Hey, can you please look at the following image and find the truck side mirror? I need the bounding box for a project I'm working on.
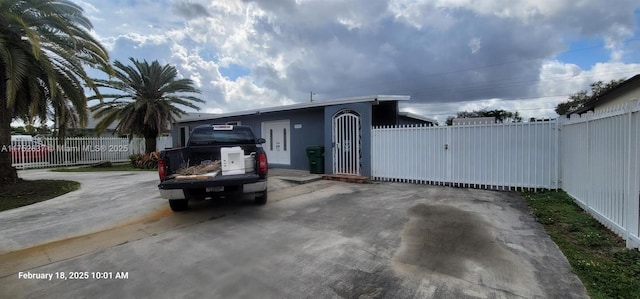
[257,138,266,144]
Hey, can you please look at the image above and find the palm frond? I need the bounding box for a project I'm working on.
[88,58,202,146]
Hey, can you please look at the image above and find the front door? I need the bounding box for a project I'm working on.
[262,120,291,165]
[332,110,361,175]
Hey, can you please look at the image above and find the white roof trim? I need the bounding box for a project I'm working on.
[174,112,219,123]
[398,111,437,124]
[177,95,410,123]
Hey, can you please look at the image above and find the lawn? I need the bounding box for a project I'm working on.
[0,179,80,212]
[523,190,640,299]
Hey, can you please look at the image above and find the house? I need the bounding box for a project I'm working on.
[80,113,119,137]
[171,95,432,177]
[397,111,438,126]
[570,74,640,115]
[79,112,217,137]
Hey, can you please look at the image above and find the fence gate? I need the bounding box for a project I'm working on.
[371,121,559,190]
[332,110,361,175]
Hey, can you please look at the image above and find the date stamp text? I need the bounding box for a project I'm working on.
[18,271,129,281]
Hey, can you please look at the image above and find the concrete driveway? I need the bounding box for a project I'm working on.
[0,170,587,298]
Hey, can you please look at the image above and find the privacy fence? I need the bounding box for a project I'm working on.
[560,102,640,248]
[9,136,172,169]
[371,121,559,190]
[372,103,640,248]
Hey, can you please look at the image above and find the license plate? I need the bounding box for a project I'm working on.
[206,186,224,192]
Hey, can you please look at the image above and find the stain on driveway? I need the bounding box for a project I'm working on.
[394,204,542,298]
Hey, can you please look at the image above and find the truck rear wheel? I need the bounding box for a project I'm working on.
[169,199,189,211]
[254,190,268,205]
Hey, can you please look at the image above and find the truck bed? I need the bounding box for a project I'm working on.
[161,144,259,177]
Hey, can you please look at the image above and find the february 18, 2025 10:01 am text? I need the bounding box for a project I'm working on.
[18,271,129,281]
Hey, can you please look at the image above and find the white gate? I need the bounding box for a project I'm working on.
[332,110,361,175]
[371,121,559,190]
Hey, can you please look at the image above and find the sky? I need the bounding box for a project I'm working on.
[75,0,640,124]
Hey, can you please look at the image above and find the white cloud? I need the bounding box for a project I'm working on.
[468,37,481,54]
[74,0,640,125]
[537,60,640,98]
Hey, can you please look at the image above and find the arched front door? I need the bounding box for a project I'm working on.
[332,110,361,175]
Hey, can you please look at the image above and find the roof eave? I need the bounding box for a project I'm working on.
[398,111,437,123]
[177,95,410,123]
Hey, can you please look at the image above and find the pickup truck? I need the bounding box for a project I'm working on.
[157,124,268,211]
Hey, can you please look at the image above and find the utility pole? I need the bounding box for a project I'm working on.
[310,91,315,102]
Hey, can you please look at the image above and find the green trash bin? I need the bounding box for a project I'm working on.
[306,146,325,174]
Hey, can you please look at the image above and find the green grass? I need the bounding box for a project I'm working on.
[51,163,156,172]
[0,179,80,212]
[522,190,640,299]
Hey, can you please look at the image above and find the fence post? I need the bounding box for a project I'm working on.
[626,101,640,248]
[585,112,593,208]
[445,126,451,183]
[554,119,560,190]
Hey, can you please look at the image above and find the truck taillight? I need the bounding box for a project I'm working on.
[158,159,166,181]
[257,152,268,174]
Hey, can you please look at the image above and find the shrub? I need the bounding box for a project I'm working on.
[129,152,159,169]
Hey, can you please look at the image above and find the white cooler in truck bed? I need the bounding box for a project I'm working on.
[221,147,245,175]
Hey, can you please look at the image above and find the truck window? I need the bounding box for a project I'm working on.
[189,127,256,145]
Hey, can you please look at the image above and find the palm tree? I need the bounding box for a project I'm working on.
[90,58,203,154]
[0,0,110,184]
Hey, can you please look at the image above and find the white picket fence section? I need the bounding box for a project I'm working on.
[560,101,640,248]
[10,136,172,169]
[372,121,559,190]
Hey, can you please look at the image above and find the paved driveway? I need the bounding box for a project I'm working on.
[0,170,166,253]
[0,170,587,298]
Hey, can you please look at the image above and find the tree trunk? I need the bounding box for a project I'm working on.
[144,135,157,154]
[0,66,19,186]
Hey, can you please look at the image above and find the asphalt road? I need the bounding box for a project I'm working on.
[0,170,588,298]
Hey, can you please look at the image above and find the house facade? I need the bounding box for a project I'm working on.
[570,74,640,115]
[171,95,433,177]
[397,111,438,126]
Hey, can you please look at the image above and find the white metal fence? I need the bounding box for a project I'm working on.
[371,121,559,190]
[560,102,640,248]
[10,136,172,169]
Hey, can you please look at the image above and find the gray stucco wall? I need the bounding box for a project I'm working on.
[172,108,324,171]
[398,116,432,126]
[324,102,372,177]
[172,101,382,176]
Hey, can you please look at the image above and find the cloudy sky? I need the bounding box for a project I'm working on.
[76,0,640,124]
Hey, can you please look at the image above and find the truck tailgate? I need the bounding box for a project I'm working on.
[158,173,262,190]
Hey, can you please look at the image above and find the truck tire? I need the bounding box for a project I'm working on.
[169,199,189,211]
[254,190,268,205]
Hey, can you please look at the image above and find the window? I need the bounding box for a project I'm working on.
[270,129,273,151]
[283,128,287,151]
[188,126,256,145]
[179,127,187,146]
